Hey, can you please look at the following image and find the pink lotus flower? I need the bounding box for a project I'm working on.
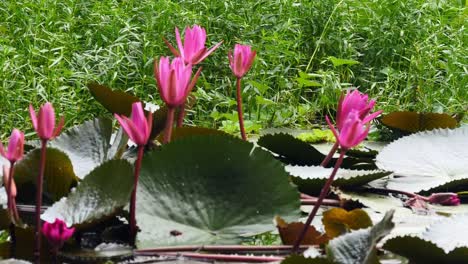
[114,102,153,146]
[164,25,223,65]
[336,90,382,130]
[228,44,257,78]
[29,103,64,140]
[326,110,369,150]
[0,129,24,163]
[42,218,75,251]
[427,193,460,206]
[154,57,202,108]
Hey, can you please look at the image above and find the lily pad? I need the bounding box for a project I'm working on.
[282,254,336,264]
[14,148,78,203]
[41,159,133,227]
[421,214,468,252]
[258,134,376,170]
[46,118,128,179]
[156,126,227,143]
[381,111,458,133]
[376,127,468,193]
[326,210,394,264]
[136,134,301,247]
[286,165,391,195]
[384,236,468,264]
[87,83,140,116]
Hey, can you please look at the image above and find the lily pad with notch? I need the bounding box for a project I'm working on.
[376,127,468,193]
[136,134,301,247]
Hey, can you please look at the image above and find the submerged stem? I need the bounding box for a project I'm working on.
[163,107,176,143]
[292,150,346,252]
[236,77,247,141]
[320,142,339,167]
[35,139,48,263]
[129,145,145,246]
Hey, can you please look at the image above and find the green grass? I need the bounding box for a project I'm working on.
[0,0,466,139]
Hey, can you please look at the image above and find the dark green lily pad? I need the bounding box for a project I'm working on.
[137,134,301,247]
[87,83,140,116]
[286,166,391,195]
[381,111,458,133]
[326,210,395,264]
[156,126,228,143]
[257,133,376,170]
[47,118,128,179]
[41,159,133,227]
[282,254,336,264]
[14,148,78,203]
[384,236,468,264]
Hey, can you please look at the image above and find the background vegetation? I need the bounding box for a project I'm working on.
[0,0,466,139]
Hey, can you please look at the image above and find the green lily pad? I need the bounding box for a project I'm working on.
[136,134,301,247]
[384,236,468,264]
[14,148,78,203]
[46,118,128,179]
[156,126,228,143]
[257,133,376,170]
[41,159,133,227]
[282,254,336,264]
[87,83,140,116]
[286,166,391,195]
[381,111,458,133]
[326,210,395,264]
[376,127,468,193]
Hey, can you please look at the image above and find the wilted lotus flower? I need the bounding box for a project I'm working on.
[427,193,460,206]
[228,44,257,79]
[114,102,153,146]
[336,89,382,130]
[42,218,75,252]
[326,110,369,151]
[29,102,64,140]
[165,25,223,65]
[0,129,24,163]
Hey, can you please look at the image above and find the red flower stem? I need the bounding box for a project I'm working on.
[137,251,285,262]
[35,139,48,263]
[163,107,176,143]
[235,77,247,141]
[6,162,15,218]
[129,145,144,247]
[320,142,339,167]
[292,150,346,253]
[176,103,186,128]
[136,245,309,253]
[7,162,16,257]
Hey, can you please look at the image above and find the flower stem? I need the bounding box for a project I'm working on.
[7,162,17,258]
[236,77,247,141]
[292,150,346,252]
[34,139,48,263]
[321,142,339,167]
[163,107,176,143]
[129,145,144,247]
[176,104,186,128]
